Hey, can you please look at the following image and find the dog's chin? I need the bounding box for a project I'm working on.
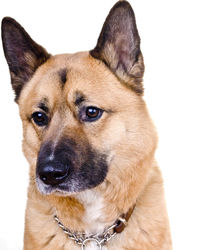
[36,177,103,196]
[36,178,78,196]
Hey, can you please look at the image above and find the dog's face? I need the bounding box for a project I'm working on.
[2,2,157,197]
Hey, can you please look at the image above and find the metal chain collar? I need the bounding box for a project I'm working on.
[54,214,120,250]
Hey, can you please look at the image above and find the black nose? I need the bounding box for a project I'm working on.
[38,164,69,186]
[37,140,73,186]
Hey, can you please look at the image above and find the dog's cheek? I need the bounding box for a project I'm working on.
[86,116,127,155]
[102,117,126,148]
[22,122,41,167]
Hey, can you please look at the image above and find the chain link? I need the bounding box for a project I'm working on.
[54,215,118,249]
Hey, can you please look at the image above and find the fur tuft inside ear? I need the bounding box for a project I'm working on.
[90,1,144,94]
[1,17,50,101]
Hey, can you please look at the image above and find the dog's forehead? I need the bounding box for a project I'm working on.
[40,52,114,87]
[19,51,135,109]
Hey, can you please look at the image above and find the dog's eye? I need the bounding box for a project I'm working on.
[80,106,103,122]
[32,112,48,126]
[86,107,100,118]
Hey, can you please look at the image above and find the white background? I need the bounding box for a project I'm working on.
[0,0,200,249]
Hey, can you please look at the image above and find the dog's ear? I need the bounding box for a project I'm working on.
[90,1,144,94]
[1,17,50,101]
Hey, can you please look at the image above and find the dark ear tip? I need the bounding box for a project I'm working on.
[112,1,133,11]
[2,17,17,27]
[1,17,20,37]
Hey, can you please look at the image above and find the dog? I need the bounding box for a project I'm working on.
[2,1,172,249]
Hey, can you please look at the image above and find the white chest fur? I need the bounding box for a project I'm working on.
[75,190,108,250]
[76,190,106,234]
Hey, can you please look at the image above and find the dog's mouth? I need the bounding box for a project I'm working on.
[36,178,71,195]
[36,174,85,195]
[36,170,107,195]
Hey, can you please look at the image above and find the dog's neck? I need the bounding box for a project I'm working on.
[40,186,134,236]
[53,196,136,250]
[48,189,119,235]
[51,189,136,250]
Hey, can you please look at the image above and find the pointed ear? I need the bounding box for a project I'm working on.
[1,17,50,101]
[90,1,144,94]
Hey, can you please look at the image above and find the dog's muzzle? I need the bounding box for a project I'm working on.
[36,139,108,194]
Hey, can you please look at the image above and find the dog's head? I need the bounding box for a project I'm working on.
[2,1,157,198]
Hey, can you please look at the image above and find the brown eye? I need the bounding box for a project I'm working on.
[32,112,48,126]
[80,106,103,122]
[86,107,100,118]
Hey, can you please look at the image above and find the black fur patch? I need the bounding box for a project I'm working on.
[36,138,108,194]
[38,99,49,113]
[58,68,67,86]
[74,91,85,106]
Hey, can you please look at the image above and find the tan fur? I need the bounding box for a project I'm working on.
[14,52,172,249]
